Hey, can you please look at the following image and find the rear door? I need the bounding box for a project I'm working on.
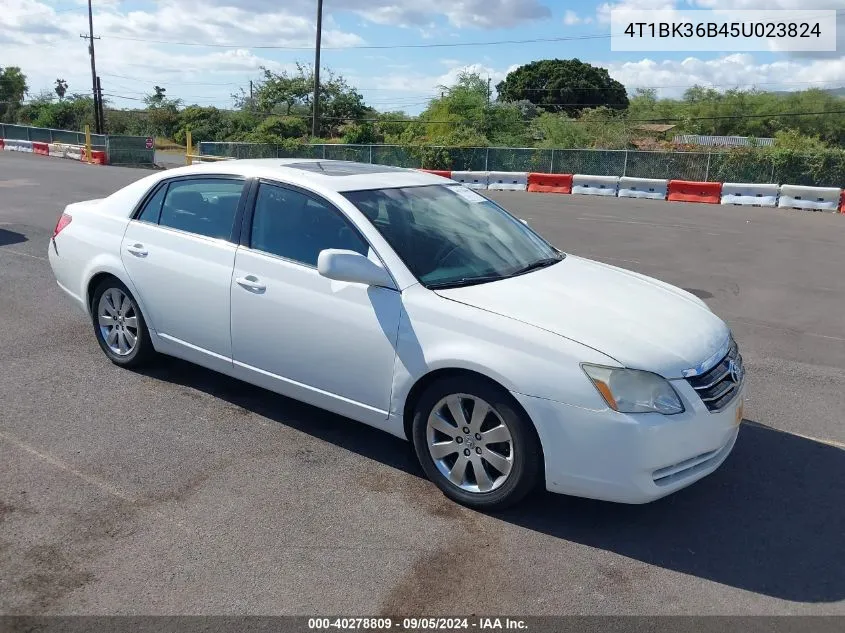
[120,175,249,370]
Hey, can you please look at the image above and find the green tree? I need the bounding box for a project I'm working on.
[54,78,68,101]
[243,115,308,143]
[144,87,182,138]
[0,66,29,122]
[496,59,629,115]
[341,122,382,144]
[246,64,368,138]
[18,93,95,131]
[374,110,413,143]
[173,106,231,145]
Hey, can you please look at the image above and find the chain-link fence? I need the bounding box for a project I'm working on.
[106,135,155,167]
[0,123,106,148]
[0,123,155,167]
[198,142,845,188]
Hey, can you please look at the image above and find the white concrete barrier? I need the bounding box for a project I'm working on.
[487,171,528,191]
[777,184,841,211]
[4,139,33,153]
[65,145,83,161]
[452,171,489,190]
[720,183,779,207]
[617,177,667,200]
[572,174,619,196]
[48,143,67,158]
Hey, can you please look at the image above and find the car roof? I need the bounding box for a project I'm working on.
[158,159,450,193]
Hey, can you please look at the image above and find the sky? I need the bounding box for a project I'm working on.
[2,0,844,114]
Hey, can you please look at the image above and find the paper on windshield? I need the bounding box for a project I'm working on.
[448,185,487,204]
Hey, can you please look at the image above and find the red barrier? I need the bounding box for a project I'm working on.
[420,169,451,178]
[840,190,845,213]
[0,139,4,150]
[81,148,107,165]
[667,180,722,204]
[32,142,49,156]
[527,173,573,194]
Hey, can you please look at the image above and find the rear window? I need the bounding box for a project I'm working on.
[154,178,245,241]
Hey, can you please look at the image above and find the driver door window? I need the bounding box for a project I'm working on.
[249,183,369,265]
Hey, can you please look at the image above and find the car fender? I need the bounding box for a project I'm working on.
[391,285,620,417]
[80,254,157,334]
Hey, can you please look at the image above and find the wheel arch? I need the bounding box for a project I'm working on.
[402,368,545,472]
[84,264,155,334]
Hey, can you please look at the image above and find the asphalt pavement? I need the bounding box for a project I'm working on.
[1,151,843,615]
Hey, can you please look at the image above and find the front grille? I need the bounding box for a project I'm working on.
[686,338,744,412]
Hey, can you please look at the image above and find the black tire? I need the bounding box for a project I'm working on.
[412,375,543,511]
[91,278,155,368]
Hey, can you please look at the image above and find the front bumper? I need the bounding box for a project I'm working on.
[513,380,744,503]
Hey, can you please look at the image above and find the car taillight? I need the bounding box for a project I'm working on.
[53,213,72,238]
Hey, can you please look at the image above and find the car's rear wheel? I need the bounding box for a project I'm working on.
[91,279,154,368]
[412,376,542,510]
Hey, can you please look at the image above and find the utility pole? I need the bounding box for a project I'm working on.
[80,0,102,133]
[312,0,323,138]
[249,80,254,109]
[96,76,105,133]
[487,77,492,105]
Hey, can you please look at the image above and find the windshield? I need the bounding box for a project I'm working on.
[342,185,563,288]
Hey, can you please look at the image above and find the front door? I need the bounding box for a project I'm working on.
[230,181,402,424]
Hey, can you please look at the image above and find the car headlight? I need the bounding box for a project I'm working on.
[582,364,685,415]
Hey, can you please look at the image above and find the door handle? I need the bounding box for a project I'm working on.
[126,243,148,257]
[235,275,266,293]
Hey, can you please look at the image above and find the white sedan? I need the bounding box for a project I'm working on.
[48,159,745,509]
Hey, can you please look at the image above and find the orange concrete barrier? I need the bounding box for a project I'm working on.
[527,173,573,194]
[0,139,4,150]
[420,169,451,178]
[667,180,722,204]
[840,190,845,213]
[82,148,107,165]
[32,142,49,155]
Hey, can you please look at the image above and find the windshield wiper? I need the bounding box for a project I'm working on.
[507,256,563,278]
[426,274,505,289]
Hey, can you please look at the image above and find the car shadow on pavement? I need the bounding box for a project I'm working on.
[0,228,28,247]
[138,358,843,604]
[499,419,845,604]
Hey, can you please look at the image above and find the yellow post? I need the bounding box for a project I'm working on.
[84,124,92,164]
[186,130,193,166]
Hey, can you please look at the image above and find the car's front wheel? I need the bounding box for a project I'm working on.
[91,278,154,368]
[412,375,542,510]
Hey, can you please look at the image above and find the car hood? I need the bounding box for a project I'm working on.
[434,255,730,379]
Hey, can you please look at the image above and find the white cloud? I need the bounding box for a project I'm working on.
[349,0,550,29]
[597,0,676,24]
[603,54,845,97]
[165,0,550,29]
[563,10,581,25]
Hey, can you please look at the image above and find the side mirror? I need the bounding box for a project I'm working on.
[317,249,395,288]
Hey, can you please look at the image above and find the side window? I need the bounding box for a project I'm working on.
[250,183,369,267]
[158,178,244,240]
[137,184,167,224]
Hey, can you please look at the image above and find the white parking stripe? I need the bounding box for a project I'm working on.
[0,430,136,502]
[0,249,47,260]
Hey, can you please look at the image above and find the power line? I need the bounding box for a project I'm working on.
[102,33,614,50]
[94,95,845,124]
[94,8,845,51]
[98,70,845,94]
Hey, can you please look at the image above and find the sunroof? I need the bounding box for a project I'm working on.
[284,161,408,176]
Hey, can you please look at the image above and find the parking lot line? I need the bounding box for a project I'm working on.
[0,248,47,261]
[0,430,135,502]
